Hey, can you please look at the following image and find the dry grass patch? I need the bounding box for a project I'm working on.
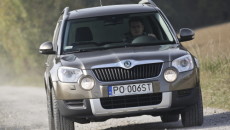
[183,23,230,110]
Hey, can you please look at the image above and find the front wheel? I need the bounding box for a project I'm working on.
[181,87,203,127]
[51,88,74,130]
[46,89,55,130]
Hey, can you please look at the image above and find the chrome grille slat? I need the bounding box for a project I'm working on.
[92,63,162,82]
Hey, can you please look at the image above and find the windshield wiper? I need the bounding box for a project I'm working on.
[71,41,124,46]
[99,41,123,45]
[71,41,100,46]
[64,49,89,54]
[128,41,175,47]
[65,45,128,54]
[64,41,131,54]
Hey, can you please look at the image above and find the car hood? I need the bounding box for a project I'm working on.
[60,45,189,70]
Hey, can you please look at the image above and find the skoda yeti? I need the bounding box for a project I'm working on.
[39,0,203,130]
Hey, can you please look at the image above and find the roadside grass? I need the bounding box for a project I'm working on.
[183,23,230,110]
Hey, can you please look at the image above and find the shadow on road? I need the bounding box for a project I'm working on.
[104,121,182,130]
[193,112,230,129]
[103,112,230,130]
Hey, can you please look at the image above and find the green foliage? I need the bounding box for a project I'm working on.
[0,0,86,84]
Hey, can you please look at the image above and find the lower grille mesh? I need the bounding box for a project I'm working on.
[100,93,162,109]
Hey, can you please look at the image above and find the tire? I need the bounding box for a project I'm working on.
[46,89,55,130]
[160,114,179,123]
[51,88,74,130]
[181,87,203,127]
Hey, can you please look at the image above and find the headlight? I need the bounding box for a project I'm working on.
[164,69,177,82]
[172,55,194,72]
[80,76,95,90]
[58,67,82,82]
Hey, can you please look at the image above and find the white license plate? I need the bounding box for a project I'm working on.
[108,83,153,97]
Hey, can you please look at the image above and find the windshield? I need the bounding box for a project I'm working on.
[62,12,175,53]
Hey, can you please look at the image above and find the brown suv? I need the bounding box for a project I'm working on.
[39,1,203,130]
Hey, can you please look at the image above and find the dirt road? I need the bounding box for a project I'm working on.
[0,86,229,130]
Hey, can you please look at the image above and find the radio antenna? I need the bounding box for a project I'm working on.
[100,0,103,6]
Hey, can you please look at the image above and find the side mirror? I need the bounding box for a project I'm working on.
[179,28,195,42]
[39,41,56,54]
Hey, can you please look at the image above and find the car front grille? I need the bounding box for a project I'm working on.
[92,63,162,82]
[100,93,162,109]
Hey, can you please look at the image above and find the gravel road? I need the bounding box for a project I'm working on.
[0,86,229,130]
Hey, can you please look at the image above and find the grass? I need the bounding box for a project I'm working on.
[183,23,230,110]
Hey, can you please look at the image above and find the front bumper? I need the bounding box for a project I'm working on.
[90,92,171,117]
[53,64,199,122]
[53,68,198,100]
[57,87,199,122]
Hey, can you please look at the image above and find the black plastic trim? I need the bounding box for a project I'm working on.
[171,87,199,108]
[57,99,93,118]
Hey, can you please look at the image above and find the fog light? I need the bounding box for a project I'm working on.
[164,69,177,82]
[80,76,95,90]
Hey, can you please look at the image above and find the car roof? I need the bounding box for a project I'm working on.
[68,4,157,20]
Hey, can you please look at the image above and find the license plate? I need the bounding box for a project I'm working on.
[108,83,153,97]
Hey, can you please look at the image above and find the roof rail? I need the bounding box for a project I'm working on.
[62,7,69,16]
[138,0,157,7]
